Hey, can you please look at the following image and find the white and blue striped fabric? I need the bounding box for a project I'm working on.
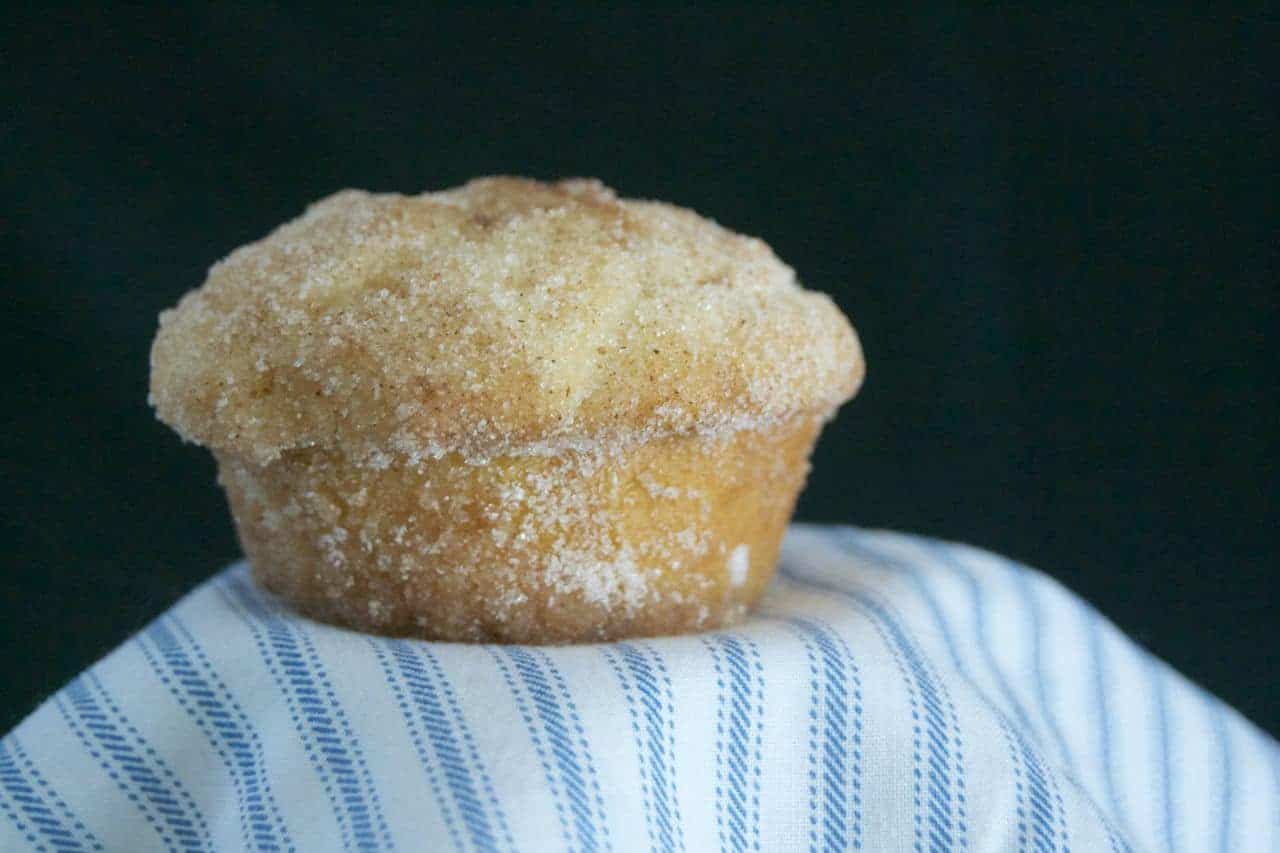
[3,525,1277,852]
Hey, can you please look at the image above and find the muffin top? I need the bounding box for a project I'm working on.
[150,177,863,465]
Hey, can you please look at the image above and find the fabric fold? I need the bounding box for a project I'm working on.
[3,526,1275,852]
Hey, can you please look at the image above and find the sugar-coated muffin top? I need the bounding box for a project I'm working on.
[150,177,863,464]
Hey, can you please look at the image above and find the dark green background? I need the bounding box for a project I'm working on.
[3,6,1276,735]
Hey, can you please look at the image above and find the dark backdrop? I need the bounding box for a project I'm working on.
[3,6,1276,736]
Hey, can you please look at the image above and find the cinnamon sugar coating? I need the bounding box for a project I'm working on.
[149,177,864,642]
[221,417,821,642]
[150,177,863,465]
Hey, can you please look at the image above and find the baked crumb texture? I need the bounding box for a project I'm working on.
[151,177,864,642]
[221,417,820,642]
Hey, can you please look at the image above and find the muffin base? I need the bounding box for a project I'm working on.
[217,416,823,643]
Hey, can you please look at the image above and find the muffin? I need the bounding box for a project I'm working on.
[149,177,864,642]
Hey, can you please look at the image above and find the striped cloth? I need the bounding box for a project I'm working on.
[2,526,1276,852]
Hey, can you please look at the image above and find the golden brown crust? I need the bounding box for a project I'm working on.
[221,417,821,642]
[150,177,863,464]
[151,177,865,642]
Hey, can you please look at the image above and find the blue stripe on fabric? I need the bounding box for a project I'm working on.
[0,737,102,852]
[602,643,684,853]
[1017,734,1059,852]
[919,543,1039,742]
[804,539,983,853]
[796,531,1133,853]
[1105,816,1126,853]
[57,673,208,851]
[788,620,824,852]
[140,616,291,852]
[1083,602,1129,843]
[377,639,513,853]
[1150,659,1174,853]
[540,649,611,851]
[1212,704,1232,853]
[831,534,968,853]
[998,717,1031,850]
[704,634,764,853]
[654,645,686,851]
[1009,568,1075,853]
[801,530,1133,852]
[599,648,649,842]
[853,533,1084,853]
[777,570,926,852]
[784,617,864,853]
[491,647,609,853]
[371,642,464,852]
[1011,565,1078,787]
[0,763,41,853]
[488,648,572,849]
[980,548,1104,852]
[918,537,1129,851]
[425,645,518,853]
[394,642,489,849]
[1053,770,1072,853]
[833,534,1012,851]
[221,576,392,852]
[1271,737,1280,852]
[774,568,943,853]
